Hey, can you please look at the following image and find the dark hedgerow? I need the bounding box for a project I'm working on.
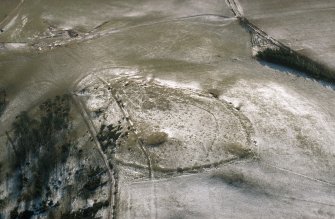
[256,47,335,84]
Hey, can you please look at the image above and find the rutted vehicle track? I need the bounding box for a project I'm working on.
[226,0,289,50]
[226,0,335,84]
[1,13,236,53]
[71,94,116,219]
[97,76,154,180]
[0,0,25,31]
[83,77,257,175]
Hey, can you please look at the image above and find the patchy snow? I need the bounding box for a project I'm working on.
[223,79,335,181]
[154,78,201,91]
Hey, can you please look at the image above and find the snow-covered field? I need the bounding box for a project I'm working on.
[0,0,335,218]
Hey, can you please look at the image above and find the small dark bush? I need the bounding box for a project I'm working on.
[208,88,220,98]
[0,88,6,116]
[0,198,6,209]
[18,210,34,219]
[10,207,19,219]
[81,166,105,199]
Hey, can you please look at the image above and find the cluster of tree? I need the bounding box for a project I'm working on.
[97,123,123,152]
[257,48,335,84]
[60,200,109,219]
[80,166,106,199]
[9,94,72,202]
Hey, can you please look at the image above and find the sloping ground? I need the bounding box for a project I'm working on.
[0,0,232,44]
[0,0,335,219]
[0,0,21,28]
[120,163,335,219]
[238,0,335,71]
